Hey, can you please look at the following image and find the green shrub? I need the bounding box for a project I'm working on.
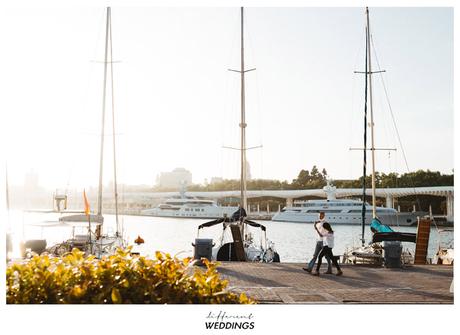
[6,248,253,304]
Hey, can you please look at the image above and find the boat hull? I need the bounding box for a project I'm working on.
[211,242,279,262]
[272,211,419,226]
[141,206,238,219]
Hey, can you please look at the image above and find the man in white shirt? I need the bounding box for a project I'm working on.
[313,221,343,276]
[303,212,332,273]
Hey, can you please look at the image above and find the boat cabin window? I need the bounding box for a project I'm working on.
[349,209,373,213]
[306,209,342,213]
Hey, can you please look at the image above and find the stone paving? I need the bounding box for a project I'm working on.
[217,262,454,304]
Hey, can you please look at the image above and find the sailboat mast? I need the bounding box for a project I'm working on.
[97,7,110,216]
[366,7,377,219]
[360,12,369,246]
[108,8,120,234]
[240,7,248,211]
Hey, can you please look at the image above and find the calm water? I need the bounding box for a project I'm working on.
[10,211,454,263]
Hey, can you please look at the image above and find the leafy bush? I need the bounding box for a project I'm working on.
[6,248,253,304]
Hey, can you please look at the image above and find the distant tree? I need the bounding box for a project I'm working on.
[397,170,453,188]
[334,179,361,188]
[291,165,328,189]
[152,169,452,192]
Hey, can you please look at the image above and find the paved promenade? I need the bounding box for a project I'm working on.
[217,263,454,304]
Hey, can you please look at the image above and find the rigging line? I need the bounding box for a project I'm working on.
[221,17,237,179]
[223,9,240,165]
[376,78,393,164]
[349,72,356,179]
[97,6,110,216]
[220,73,229,180]
[245,10,263,144]
[349,28,366,181]
[394,147,398,187]
[66,12,106,197]
[246,43,264,180]
[223,67,238,156]
[388,150,391,175]
[223,61,241,178]
[241,11,264,184]
[370,34,423,212]
[370,35,410,174]
[350,27,366,150]
[109,8,120,235]
[81,9,107,140]
[253,66,264,180]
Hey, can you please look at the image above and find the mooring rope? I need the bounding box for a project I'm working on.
[370,35,424,214]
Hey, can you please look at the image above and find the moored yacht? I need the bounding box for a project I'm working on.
[142,195,238,219]
[272,182,418,226]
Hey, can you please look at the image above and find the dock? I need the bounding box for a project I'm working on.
[217,263,453,304]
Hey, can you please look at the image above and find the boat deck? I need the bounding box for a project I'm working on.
[216,262,454,304]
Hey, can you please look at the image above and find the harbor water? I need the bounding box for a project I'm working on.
[10,211,454,263]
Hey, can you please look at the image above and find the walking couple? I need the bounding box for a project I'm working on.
[303,211,343,276]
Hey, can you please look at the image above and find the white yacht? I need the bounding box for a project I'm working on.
[142,195,239,219]
[272,183,419,226]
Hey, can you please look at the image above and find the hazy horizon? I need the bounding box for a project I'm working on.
[1,7,453,191]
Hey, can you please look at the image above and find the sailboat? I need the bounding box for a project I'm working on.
[194,7,280,263]
[342,7,416,266]
[47,7,126,258]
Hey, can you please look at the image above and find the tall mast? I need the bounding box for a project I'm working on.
[239,7,247,211]
[360,10,369,246]
[97,7,110,216]
[366,7,377,219]
[355,8,389,245]
[227,7,255,211]
[108,8,120,235]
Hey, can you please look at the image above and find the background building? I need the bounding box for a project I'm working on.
[210,177,223,184]
[24,170,39,193]
[246,161,252,181]
[157,168,192,189]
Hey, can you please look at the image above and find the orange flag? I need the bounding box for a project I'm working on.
[83,189,90,216]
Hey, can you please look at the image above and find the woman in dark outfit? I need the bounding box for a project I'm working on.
[312,222,343,276]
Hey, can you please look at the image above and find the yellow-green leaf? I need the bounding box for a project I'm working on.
[111,288,122,304]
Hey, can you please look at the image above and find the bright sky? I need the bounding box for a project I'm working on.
[0,6,453,190]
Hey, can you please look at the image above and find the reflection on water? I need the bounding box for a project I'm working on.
[8,211,454,263]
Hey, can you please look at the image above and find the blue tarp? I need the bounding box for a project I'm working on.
[370,218,416,243]
[370,218,394,233]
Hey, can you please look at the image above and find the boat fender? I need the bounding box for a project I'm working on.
[95,224,102,239]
